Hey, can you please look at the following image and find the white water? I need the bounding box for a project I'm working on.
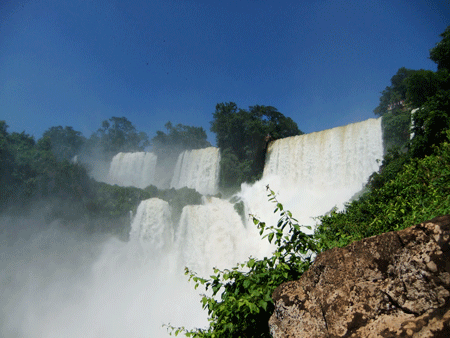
[170,147,220,195]
[129,198,174,253]
[175,197,272,277]
[1,118,384,337]
[107,152,158,189]
[241,118,383,227]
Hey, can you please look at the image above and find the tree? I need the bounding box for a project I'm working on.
[151,121,211,155]
[410,89,450,158]
[42,126,85,161]
[88,117,149,159]
[405,70,446,107]
[373,67,417,116]
[0,121,15,207]
[211,103,302,189]
[430,26,450,71]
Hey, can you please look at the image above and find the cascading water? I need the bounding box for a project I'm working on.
[129,198,174,253]
[240,117,383,228]
[1,118,384,337]
[107,152,158,189]
[170,147,220,195]
[107,117,383,336]
[174,197,272,277]
[263,117,383,188]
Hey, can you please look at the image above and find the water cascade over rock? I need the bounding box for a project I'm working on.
[170,147,220,195]
[129,198,174,254]
[116,117,383,336]
[4,118,383,337]
[107,152,158,189]
[263,118,383,188]
[175,197,270,276]
[240,118,383,227]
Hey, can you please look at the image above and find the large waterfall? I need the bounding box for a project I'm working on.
[127,117,382,336]
[241,117,384,227]
[105,118,383,336]
[2,118,383,338]
[263,118,383,188]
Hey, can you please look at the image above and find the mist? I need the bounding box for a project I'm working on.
[0,212,207,338]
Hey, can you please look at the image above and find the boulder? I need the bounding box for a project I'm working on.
[269,215,450,337]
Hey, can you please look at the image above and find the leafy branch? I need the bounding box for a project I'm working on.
[165,185,317,337]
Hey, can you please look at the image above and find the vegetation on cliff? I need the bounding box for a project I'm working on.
[0,118,203,237]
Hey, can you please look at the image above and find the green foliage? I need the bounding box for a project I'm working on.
[86,116,149,160]
[152,121,211,156]
[430,25,450,71]
[86,182,152,219]
[84,184,203,236]
[166,187,316,337]
[157,187,203,225]
[405,69,447,107]
[218,148,253,190]
[375,26,450,163]
[83,183,202,236]
[410,89,450,158]
[211,103,302,189]
[367,147,411,190]
[82,182,153,236]
[0,122,14,204]
[151,121,212,188]
[42,125,86,161]
[0,123,92,217]
[316,132,450,251]
[0,119,204,236]
[374,67,417,116]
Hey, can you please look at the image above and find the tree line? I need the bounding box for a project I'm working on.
[0,94,301,235]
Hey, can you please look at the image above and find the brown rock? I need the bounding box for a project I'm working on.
[269,215,450,338]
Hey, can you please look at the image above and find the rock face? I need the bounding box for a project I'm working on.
[269,215,450,338]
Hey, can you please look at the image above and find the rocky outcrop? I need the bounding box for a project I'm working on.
[269,215,450,338]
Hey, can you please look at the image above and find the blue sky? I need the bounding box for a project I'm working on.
[1,0,448,145]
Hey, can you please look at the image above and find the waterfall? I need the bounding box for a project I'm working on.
[4,118,383,338]
[263,117,383,189]
[129,198,174,254]
[174,197,271,276]
[107,152,158,189]
[126,117,382,336]
[170,147,220,195]
[106,148,220,194]
[240,117,383,227]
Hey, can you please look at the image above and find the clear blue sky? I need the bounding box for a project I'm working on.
[1,0,448,145]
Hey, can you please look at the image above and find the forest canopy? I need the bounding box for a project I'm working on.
[151,121,211,156]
